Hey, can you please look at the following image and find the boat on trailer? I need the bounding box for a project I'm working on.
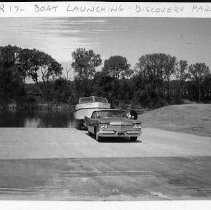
[74,96,110,129]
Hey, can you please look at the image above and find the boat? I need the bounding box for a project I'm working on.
[74,96,110,129]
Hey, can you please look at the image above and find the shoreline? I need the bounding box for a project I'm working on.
[0,102,75,112]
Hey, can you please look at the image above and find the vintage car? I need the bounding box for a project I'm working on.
[84,109,142,142]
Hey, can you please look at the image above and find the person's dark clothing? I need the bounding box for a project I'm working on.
[130,109,137,120]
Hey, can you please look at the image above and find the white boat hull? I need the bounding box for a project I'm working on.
[74,102,110,120]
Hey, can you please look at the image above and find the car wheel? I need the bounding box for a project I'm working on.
[95,126,102,142]
[130,137,137,141]
[96,133,102,142]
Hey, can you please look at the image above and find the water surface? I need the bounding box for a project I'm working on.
[0,110,75,127]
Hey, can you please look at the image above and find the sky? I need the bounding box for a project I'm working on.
[0,17,211,79]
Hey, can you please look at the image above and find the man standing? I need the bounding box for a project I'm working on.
[130,107,138,120]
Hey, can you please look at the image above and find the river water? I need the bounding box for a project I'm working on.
[0,110,75,127]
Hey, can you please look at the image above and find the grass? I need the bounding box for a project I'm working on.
[139,104,211,137]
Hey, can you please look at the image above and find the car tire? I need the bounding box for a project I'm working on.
[96,133,102,142]
[95,126,102,142]
[130,137,137,141]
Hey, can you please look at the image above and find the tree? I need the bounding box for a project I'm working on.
[18,48,62,83]
[0,45,20,69]
[0,65,25,100]
[0,45,25,101]
[202,73,211,102]
[0,45,66,103]
[16,48,33,82]
[92,71,120,107]
[136,53,177,102]
[175,60,189,102]
[189,63,210,102]
[102,55,131,79]
[63,66,72,80]
[123,68,134,79]
[118,78,134,105]
[132,72,167,108]
[71,48,102,97]
[53,78,72,103]
[71,48,102,80]
[0,45,62,87]
[18,48,62,100]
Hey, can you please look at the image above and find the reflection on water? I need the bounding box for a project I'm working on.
[0,110,75,127]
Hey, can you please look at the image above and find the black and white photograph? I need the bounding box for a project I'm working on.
[0,1,211,203]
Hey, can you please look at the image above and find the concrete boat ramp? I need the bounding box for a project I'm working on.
[0,128,210,200]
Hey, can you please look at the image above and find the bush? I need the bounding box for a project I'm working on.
[26,95,36,104]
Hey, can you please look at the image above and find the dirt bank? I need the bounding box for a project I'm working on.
[139,104,211,137]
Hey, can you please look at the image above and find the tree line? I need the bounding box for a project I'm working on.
[0,45,211,109]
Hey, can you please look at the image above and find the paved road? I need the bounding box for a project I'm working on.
[0,128,211,200]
